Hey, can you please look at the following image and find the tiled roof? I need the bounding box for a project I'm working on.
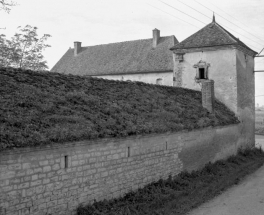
[51,36,178,76]
[170,21,257,55]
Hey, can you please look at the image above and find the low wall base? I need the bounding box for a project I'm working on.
[0,123,250,215]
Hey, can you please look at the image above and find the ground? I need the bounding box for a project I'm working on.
[182,111,264,215]
[187,154,264,215]
[186,134,264,215]
[255,109,264,135]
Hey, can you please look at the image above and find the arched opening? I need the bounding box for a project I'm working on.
[156,78,163,85]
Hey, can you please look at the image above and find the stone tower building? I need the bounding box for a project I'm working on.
[170,16,258,147]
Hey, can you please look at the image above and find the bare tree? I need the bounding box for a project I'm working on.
[0,0,17,13]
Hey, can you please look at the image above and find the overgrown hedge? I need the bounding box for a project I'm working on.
[77,148,264,215]
[0,67,239,150]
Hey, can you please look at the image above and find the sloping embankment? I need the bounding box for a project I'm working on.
[0,67,239,150]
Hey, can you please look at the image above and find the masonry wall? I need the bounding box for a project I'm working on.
[0,124,247,215]
[236,49,255,147]
[93,71,173,86]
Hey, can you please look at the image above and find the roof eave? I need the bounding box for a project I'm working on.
[89,69,173,77]
[170,44,257,57]
[88,69,173,76]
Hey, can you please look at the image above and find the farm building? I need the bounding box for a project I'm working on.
[170,16,257,149]
[51,29,178,86]
[52,16,258,146]
[0,17,258,215]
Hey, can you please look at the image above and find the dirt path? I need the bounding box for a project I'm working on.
[256,134,264,150]
[187,137,264,215]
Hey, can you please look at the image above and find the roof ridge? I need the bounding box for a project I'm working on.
[75,36,173,49]
[214,22,239,44]
[169,23,213,50]
[214,22,257,53]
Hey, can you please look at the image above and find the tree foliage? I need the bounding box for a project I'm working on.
[0,25,51,70]
[0,0,17,13]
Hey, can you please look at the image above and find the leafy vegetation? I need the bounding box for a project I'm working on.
[77,148,264,215]
[0,0,16,13]
[0,67,239,150]
[0,25,51,70]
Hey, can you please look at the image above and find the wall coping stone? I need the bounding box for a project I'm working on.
[0,123,240,155]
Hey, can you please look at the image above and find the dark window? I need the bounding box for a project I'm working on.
[64,155,68,168]
[199,68,205,79]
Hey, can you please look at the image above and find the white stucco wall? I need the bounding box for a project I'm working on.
[174,49,237,113]
[236,49,255,147]
[173,48,255,147]
[93,71,173,86]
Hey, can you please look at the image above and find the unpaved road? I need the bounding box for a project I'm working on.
[256,134,264,150]
[187,135,264,215]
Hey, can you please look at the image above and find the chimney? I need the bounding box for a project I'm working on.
[152,28,160,48]
[74,41,82,56]
[201,80,215,113]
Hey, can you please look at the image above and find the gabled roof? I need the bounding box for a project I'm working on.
[51,36,178,76]
[170,20,257,56]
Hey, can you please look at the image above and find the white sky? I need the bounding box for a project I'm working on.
[1,0,264,105]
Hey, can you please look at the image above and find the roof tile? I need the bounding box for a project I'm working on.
[51,36,178,75]
[170,21,257,55]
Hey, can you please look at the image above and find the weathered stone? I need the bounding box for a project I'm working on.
[0,124,247,215]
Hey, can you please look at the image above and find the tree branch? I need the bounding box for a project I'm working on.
[0,0,17,13]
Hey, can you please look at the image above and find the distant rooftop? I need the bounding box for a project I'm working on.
[51,34,178,76]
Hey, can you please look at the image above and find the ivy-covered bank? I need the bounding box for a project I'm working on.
[0,67,238,150]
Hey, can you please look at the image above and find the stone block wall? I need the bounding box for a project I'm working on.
[0,124,246,215]
[201,80,215,113]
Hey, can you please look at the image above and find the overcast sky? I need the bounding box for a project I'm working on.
[2,0,264,105]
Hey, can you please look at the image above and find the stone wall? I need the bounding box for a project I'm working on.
[0,124,247,215]
[201,80,215,113]
[236,49,255,148]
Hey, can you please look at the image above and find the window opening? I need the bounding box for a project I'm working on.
[64,155,68,168]
[193,60,210,83]
[156,78,163,85]
[199,68,205,79]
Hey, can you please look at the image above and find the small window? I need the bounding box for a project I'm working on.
[199,68,205,79]
[156,78,163,85]
[64,155,68,168]
[193,61,210,82]
[128,147,130,157]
